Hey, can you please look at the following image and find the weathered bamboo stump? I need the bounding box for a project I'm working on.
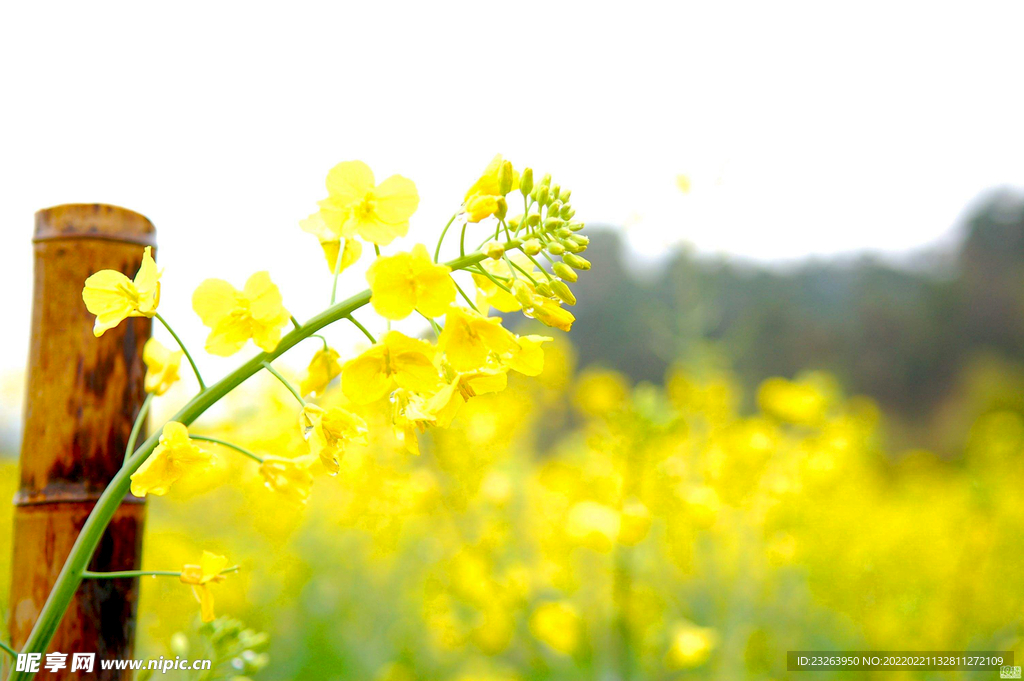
[7,204,153,678]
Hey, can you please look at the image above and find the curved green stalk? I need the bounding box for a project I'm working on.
[154,313,206,390]
[261,362,305,406]
[81,566,239,580]
[433,212,459,262]
[345,315,377,343]
[190,435,265,464]
[10,240,521,679]
[123,393,152,466]
[0,639,16,660]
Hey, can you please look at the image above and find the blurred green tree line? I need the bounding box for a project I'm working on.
[560,189,1024,453]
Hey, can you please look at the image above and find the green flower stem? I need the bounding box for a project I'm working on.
[418,311,442,337]
[190,435,265,464]
[0,639,16,660]
[329,240,348,306]
[123,393,152,466]
[154,313,206,390]
[452,278,480,313]
[521,252,555,281]
[460,222,469,257]
[470,265,512,294]
[10,239,522,679]
[260,362,305,406]
[346,314,377,344]
[290,315,302,331]
[505,255,541,286]
[81,566,240,580]
[433,212,459,262]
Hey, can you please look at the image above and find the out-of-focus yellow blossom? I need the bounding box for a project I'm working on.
[391,389,436,455]
[758,375,829,425]
[300,347,342,398]
[258,455,315,505]
[143,338,182,395]
[179,551,230,623]
[82,246,160,336]
[299,212,363,274]
[511,281,575,332]
[426,367,508,428]
[318,160,419,246]
[192,272,290,356]
[619,500,652,546]
[463,154,518,222]
[573,368,630,416]
[666,622,716,668]
[342,331,442,404]
[566,500,621,552]
[676,174,692,194]
[682,485,721,528]
[529,601,581,655]
[438,306,520,373]
[130,422,211,497]
[299,404,368,474]
[366,244,456,320]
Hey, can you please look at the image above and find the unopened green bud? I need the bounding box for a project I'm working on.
[522,238,543,256]
[548,200,562,215]
[560,205,575,219]
[485,241,505,260]
[547,242,565,255]
[563,253,591,270]
[536,185,550,205]
[550,280,576,306]
[570,234,590,247]
[551,184,560,199]
[540,173,552,188]
[553,225,570,238]
[553,262,578,282]
[559,189,571,202]
[520,168,534,197]
[508,215,521,229]
[561,238,583,253]
[526,214,542,228]
[495,197,508,220]
[535,281,554,297]
[569,221,585,232]
[498,161,514,195]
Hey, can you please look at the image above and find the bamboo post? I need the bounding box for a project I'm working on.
[7,204,153,678]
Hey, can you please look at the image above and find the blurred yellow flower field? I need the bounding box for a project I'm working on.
[6,340,1007,679]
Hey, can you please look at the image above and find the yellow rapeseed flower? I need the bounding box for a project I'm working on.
[566,500,621,552]
[82,246,160,336]
[319,160,419,246]
[390,389,436,455]
[529,601,581,656]
[259,454,315,505]
[192,272,290,356]
[130,422,211,497]
[299,403,368,474]
[143,338,182,396]
[342,331,442,404]
[472,254,536,313]
[299,212,363,274]
[426,367,508,428]
[366,244,456,320]
[438,306,520,373]
[666,622,716,669]
[512,281,574,332]
[300,347,342,397]
[502,334,552,376]
[464,154,518,223]
[180,551,230,623]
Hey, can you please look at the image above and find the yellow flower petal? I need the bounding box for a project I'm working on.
[143,338,183,395]
[191,279,238,328]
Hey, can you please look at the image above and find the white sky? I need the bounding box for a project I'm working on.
[1,1,1023,392]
